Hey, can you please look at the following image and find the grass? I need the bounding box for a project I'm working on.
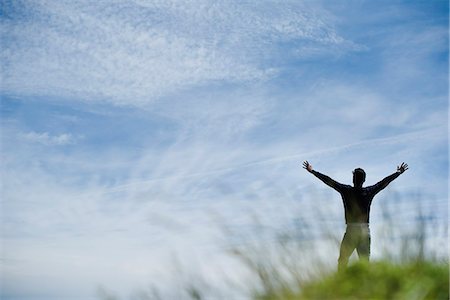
[228,197,449,300]
[98,193,448,300]
[255,260,449,300]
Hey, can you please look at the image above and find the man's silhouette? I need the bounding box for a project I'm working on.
[302,161,408,271]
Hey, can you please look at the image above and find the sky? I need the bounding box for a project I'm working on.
[1,0,448,299]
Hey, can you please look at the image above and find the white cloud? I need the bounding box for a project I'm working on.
[22,131,76,146]
[1,0,354,105]
[2,122,447,298]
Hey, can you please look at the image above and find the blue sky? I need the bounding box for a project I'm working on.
[1,0,448,299]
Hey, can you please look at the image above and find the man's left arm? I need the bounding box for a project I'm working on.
[302,161,346,192]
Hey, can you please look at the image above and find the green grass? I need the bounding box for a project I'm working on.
[255,260,449,300]
[98,195,448,300]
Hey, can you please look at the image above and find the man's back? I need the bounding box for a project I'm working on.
[338,185,377,223]
[306,165,404,223]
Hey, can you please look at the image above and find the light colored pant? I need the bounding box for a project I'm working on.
[338,223,370,271]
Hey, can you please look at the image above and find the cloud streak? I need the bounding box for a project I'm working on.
[1,0,355,105]
[21,131,77,146]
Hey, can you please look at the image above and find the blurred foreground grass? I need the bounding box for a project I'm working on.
[256,260,449,300]
[98,193,448,300]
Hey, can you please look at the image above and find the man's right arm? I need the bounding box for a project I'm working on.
[369,162,408,195]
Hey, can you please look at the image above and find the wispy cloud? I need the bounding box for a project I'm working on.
[1,0,357,105]
[21,131,77,146]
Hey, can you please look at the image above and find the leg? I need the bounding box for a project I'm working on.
[356,227,371,261]
[338,227,357,271]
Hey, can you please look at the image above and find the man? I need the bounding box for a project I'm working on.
[302,161,408,271]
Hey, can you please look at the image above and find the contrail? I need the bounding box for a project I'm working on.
[79,126,444,197]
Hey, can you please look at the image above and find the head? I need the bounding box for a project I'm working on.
[353,168,366,187]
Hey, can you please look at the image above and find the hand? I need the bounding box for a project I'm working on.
[397,162,408,174]
[303,161,313,173]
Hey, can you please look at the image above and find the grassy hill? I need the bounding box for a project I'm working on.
[255,259,449,300]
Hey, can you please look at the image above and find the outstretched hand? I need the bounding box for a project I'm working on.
[303,161,313,173]
[397,162,408,174]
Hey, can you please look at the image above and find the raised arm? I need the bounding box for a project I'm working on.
[370,162,408,195]
[303,161,345,192]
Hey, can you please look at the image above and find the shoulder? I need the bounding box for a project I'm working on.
[340,184,352,190]
[363,185,377,193]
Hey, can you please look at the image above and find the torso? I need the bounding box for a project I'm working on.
[340,186,375,223]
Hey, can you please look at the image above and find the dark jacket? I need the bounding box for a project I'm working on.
[311,170,400,223]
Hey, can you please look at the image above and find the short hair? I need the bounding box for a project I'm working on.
[353,168,366,184]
